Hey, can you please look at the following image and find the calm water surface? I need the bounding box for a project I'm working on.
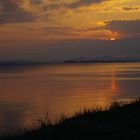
[0,63,140,134]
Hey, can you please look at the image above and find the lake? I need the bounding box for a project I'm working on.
[0,62,140,134]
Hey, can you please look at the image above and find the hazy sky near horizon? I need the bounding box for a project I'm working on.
[0,0,140,61]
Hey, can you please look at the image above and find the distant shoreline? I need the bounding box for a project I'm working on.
[0,60,140,67]
[64,60,140,64]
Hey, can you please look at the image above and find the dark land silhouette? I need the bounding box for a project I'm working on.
[2,99,140,140]
[0,57,140,67]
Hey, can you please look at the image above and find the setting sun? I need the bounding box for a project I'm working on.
[110,38,116,41]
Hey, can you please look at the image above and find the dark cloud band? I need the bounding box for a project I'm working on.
[97,20,140,39]
[0,0,37,24]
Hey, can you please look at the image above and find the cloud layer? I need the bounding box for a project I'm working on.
[0,0,139,44]
[0,0,111,24]
[62,0,110,9]
[99,20,140,39]
[0,0,36,24]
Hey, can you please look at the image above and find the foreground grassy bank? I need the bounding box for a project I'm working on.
[2,99,140,140]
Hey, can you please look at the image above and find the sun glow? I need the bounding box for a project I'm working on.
[110,38,116,41]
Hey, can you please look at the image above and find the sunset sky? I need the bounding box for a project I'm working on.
[0,0,140,62]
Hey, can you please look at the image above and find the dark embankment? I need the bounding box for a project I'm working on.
[2,99,140,140]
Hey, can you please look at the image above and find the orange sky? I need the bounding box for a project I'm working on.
[0,0,140,61]
[0,0,140,41]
